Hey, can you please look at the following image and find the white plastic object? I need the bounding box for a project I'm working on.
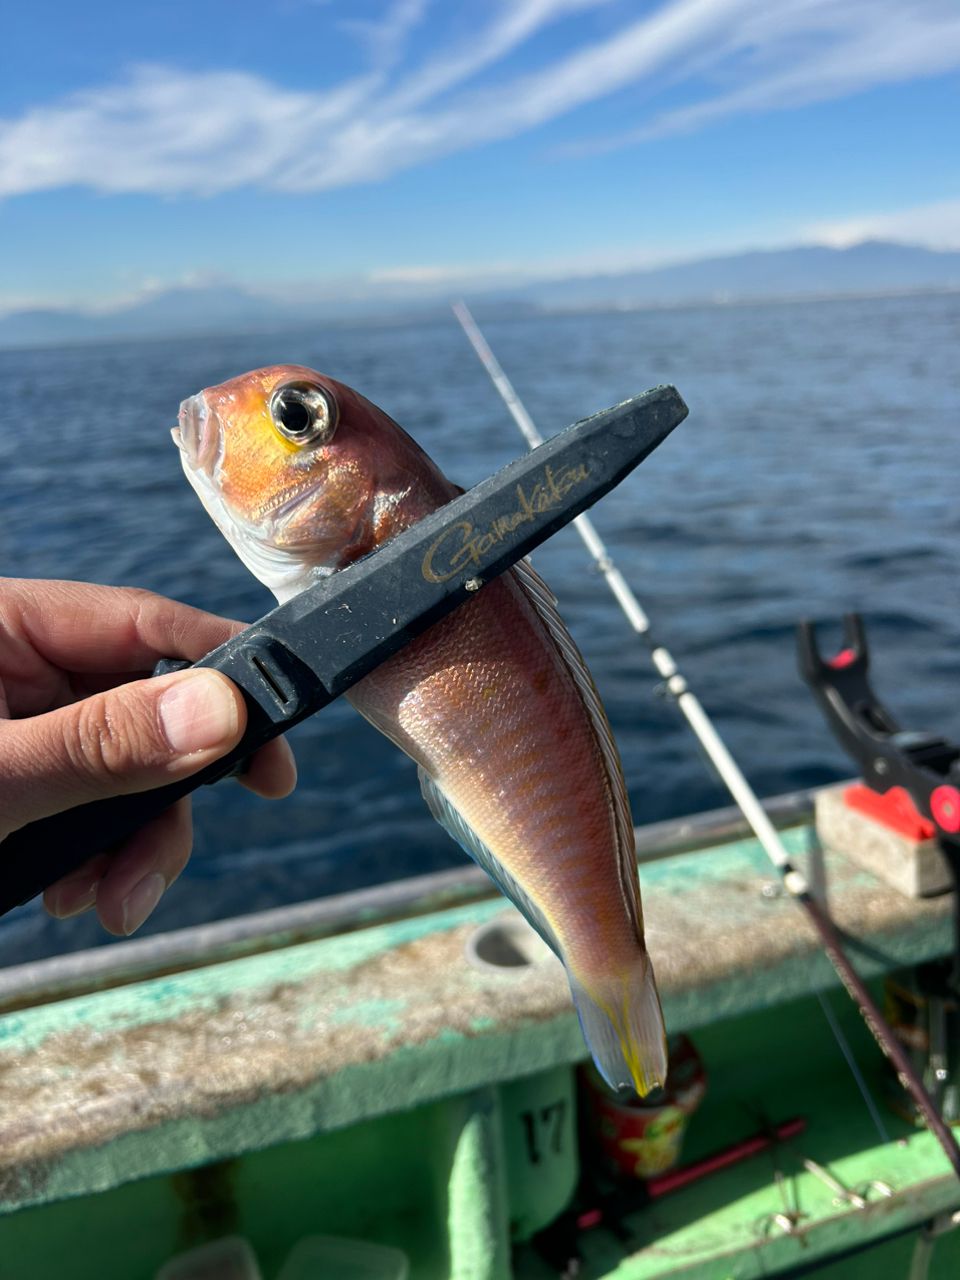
[155,1235,263,1280]
[275,1235,409,1280]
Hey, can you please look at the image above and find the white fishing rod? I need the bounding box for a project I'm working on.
[452,298,960,1180]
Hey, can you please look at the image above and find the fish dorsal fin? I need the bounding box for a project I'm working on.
[511,559,643,932]
[418,767,561,957]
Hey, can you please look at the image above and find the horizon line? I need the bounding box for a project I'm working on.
[3,234,959,321]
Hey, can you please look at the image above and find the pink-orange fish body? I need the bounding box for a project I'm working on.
[175,364,666,1094]
[352,575,639,965]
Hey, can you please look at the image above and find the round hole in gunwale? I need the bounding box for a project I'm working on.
[465,915,555,972]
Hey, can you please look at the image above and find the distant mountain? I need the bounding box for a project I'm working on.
[1,241,958,349]
[522,241,960,309]
[1,308,96,347]
[0,286,294,349]
[99,285,294,332]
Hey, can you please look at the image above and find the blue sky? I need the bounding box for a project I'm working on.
[1,0,958,312]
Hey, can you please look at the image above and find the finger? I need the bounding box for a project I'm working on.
[94,799,193,935]
[0,667,245,834]
[237,734,298,799]
[0,578,245,676]
[43,852,112,919]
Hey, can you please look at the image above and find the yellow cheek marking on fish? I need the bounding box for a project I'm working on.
[238,396,301,457]
[266,421,303,455]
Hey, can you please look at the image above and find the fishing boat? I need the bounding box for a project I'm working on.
[1,784,959,1279]
[3,310,958,1278]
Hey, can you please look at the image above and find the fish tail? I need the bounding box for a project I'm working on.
[568,954,668,1098]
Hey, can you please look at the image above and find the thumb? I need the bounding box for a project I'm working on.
[1,669,246,833]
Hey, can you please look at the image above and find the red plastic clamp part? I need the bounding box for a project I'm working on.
[843,783,937,842]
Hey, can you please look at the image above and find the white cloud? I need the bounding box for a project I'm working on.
[377,0,618,115]
[339,0,431,74]
[633,0,960,142]
[804,196,960,250]
[369,264,490,284]
[0,65,376,197]
[561,0,960,151]
[0,1,958,198]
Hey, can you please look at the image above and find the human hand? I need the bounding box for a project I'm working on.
[0,579,296,935]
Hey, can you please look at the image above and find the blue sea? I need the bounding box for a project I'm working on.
[1,293,958,963]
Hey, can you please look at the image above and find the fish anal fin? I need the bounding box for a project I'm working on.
[418,767,560,956]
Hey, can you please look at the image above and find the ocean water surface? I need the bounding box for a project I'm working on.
[1,293,958,963]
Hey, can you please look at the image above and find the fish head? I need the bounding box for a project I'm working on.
[173,363,452,599]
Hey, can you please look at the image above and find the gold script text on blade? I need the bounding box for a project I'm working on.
[421,463,590,583]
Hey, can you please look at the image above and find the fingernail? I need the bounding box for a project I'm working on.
[50,878,99,919]
[121,872,166,935]
[159,671,238,754]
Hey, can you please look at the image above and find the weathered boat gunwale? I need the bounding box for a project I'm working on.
[0,785,818,1014]
[1,806,954,1211]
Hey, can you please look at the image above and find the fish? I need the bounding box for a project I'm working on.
[173,364,667,1095]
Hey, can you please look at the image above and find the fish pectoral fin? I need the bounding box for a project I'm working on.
[418,767,560,955]
[569,957,668,1099]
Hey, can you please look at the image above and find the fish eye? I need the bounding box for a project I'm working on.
[269,382,338,446]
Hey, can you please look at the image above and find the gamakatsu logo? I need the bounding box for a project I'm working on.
[421,463,590,584]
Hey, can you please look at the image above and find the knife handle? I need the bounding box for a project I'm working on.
[0,635,324,915]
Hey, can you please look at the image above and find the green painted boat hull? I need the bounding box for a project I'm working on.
[2,794,959,1277]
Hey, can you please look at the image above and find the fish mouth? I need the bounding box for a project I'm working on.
[173,393,221,475]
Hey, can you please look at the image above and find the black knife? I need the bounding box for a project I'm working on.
[0,384,687,914]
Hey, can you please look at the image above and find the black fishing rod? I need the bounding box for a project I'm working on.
[451,298,960,1182]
